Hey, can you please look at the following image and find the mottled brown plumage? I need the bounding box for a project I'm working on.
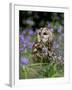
[32,27,54,62]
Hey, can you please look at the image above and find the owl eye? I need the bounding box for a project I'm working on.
[43,32,47,35]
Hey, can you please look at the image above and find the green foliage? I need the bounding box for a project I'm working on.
[19,57,64,79]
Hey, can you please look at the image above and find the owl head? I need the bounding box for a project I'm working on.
[37,27,53,43]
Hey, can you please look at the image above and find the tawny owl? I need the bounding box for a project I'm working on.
[37,27,53,51]
[32,27,54,62]
[32,27,64,64]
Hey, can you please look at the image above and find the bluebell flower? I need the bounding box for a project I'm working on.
[58,26,62,33]
[53,41,56,47]
[22,36,31,50]
[21,57,29,65]
[28,42,34,49]
[28,43,32,49]
[29,29,34,35]
[58,28,61,33]
[47,21,51,28]
[24,37,31,47]
[22,30,26,35]
[50,28,54,32]
[19,35,24,44]
[57,16,61,20]
[23,43,27,48]
[55,44,59,48]
[19,47,24,52]
[26,36,30,41]
[53,41,59,49]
